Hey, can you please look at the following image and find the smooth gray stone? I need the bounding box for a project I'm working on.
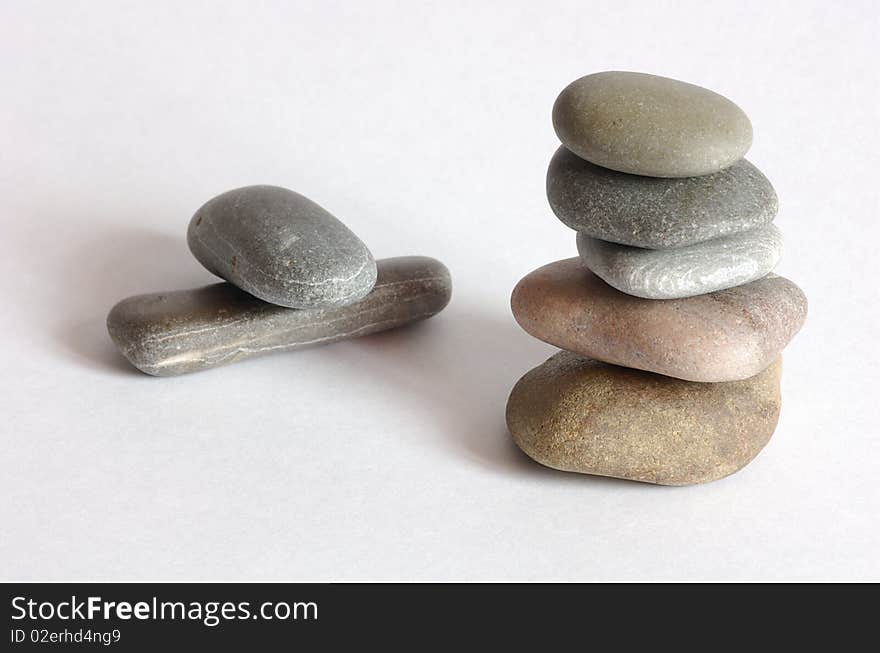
[107,256,451,376]
[547,146,778,249]
[577,225,783,300]
[552,71,752,177]
[188,185,377,309]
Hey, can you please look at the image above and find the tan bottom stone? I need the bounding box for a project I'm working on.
[506,352,782,486]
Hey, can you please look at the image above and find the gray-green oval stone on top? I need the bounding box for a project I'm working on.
[577,224,783,299]
[188,185,377,309]
[552,71,753,177]
[547,146,777,249]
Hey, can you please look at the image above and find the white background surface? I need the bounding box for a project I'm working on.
[2,0,878,582]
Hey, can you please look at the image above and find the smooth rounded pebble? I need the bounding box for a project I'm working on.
[507,352,781,486]
[188,185,377,309]
[510,258,807,382]
[546,146,777,248]
[577,224,783,299]
[107,256,451,376]
[552,71,753,177]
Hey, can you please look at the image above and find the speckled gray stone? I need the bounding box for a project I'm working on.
[107,256,451,376]
[552,71,753,177]
[577,224,783,299]
[547,146,777,249]
[188,185,377,309]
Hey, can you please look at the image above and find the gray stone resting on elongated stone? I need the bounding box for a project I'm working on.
[577,224,783,299]
[107,256,451,376]
[188,185,377,309]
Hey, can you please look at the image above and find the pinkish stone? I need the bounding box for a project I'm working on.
[510,258,806,382]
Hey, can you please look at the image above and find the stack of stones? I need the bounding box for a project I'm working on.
[107,185,451,375]
[507,72,807,486]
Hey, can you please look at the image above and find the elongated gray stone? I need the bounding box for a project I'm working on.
[552,71,753,177]
[576,225,783,299]
[188,185,377,309]
[547,146,778,249]
[107,256,451,376]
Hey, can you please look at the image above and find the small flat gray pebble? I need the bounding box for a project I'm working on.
[188,185,377,309]
[107,256,451,376]
[577,224,783,300]
[547,146,778,249]
[552,71,753,177]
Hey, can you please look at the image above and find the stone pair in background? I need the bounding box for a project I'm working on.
[107,186,452,375]
[507,71,807,486]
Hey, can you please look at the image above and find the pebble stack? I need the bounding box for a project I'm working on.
[507,71,807,485]
[108,185,451,375]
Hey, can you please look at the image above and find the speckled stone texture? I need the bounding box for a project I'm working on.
[546,146,777,248]
[188,185,377,309]
[510,258,807,382]
[577,224,783,299]
[107,256,451,376]
[552,71,752,178]
[506,352,781,486]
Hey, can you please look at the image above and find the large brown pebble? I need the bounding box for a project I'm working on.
[510,258,806,382]
[506,351,782,486]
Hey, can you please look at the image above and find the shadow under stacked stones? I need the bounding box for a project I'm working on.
[107,185,451,375]
[507,71,807,486]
